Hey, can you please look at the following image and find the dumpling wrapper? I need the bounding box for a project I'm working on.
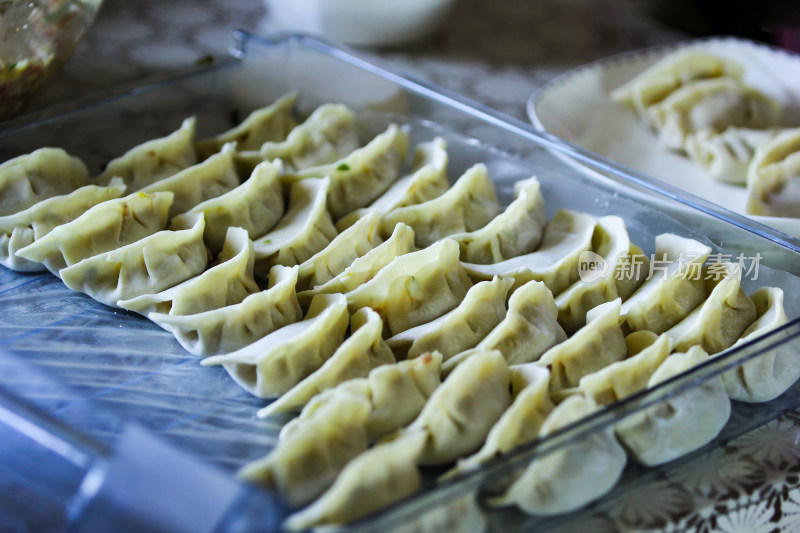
[195,92,297,158]
[615,346,731,466]
[59,215,208,307]
[555,215,648,333]
[0,178,126,272]
[282,123,409,219]
[201,293,349,398]
[464,209,596,296]
[295,209,383,292]
[335,137,449,231]
[16,191,174,275]
[611,49,743,121]
[666,262,757,354]
[685,126,782,185]
[97,117,198,190]
[537,298,627,391]
[443,280,566,375]
[746,127,800,218]
[448,176,546,264]
[404,348,511,466]
[579,332,673,406]
[380,162,500,248]
[236,103,360,175]
[296,223,414,306]
[387,276,513,361]
[239,391,370,508]
[445,363,553,480]
[719,287,800,403]
[646,77,780,151]
[620,233,711,334]
[280,352,442,443]
[139,142,240,218]
[345,238,473,336]
[118,226,259,315]
[284,430,427,531]
[170,159,284,255]
[492,394,626,516]
[150,265,302,357]
[0,147,88,216]
[251,177,337,278]
[257,307,395,417]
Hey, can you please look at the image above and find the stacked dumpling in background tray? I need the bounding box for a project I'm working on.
[0,91,799,530]
[612,49,800,221]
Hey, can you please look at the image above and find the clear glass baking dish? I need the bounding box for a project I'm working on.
[0,30,799,533]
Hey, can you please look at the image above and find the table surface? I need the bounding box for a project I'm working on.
[17,1,800,532]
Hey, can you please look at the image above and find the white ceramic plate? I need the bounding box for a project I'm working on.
[527,36,800,239]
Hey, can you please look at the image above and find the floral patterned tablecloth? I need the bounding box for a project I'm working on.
[17,0,800,531]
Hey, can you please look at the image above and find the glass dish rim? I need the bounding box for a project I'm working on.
[0,29,799,530]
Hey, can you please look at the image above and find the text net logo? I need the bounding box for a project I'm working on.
[578,251,608,283]
[577,251,762,283]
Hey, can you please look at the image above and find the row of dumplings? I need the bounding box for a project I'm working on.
[242,241,799,529]
[612,48,800,221]
[1,93,798,529]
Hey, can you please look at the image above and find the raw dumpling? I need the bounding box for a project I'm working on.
[282,124,409,219]
[380,163,500,248]
[139,142,240,218]
[236,103,360,175]
[555,215,647,333]
[257,307,395,417]
[0,179,126,272]
[280,352,443,442]
[447,363,553,478]
[335,137,450,231]
[746,127,800,218]
[201,293,349,398]
[118,226,259,315]
[195,92,297,158]
[295,209,383,291]
[448,176,546,264]
[345,239,473,336]
[97,117,198,190]
[296,223,415,306]
[251,177,337,278]
[666,262,757,354]
[150,265,302,357]
[685,127,782,185]
[16,191,174,274]
[719,287,800,402]
[444,280,566,374]
[0,147,88,216]
[170,159,284,255]
[579,332,673,406]
[611,49,743,120]
[59,215,208,307]
[387,276,514,361]
[493,394,626,515]
[464,210,596,296]
[285,430,428,530]
[615,346,731,466]
[239,392,370,507]
[537,298,627,391]
[647,77,780,151]
[404,348,511,466]
[620,233,712,334]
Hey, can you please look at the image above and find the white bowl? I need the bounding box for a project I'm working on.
[263,0,457,47]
